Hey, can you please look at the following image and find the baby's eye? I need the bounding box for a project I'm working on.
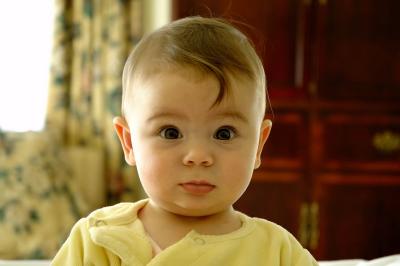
[160,127,182,139]
[214,127,236,140]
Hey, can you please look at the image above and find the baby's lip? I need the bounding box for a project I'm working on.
[181,180,215,186]
[179,180,216,195]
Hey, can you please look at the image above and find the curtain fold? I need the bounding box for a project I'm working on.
[46,0,145,204]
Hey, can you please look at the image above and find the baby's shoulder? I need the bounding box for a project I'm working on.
[254,217,289,233]
[245,216,317,264]
[244,215,300,246]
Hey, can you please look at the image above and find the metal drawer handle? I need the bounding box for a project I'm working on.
[372,131,400,153]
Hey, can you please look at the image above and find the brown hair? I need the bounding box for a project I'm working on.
[121,16,267,117]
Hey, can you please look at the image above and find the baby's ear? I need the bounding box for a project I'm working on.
[254,119,272,169]
[113,116,136,166]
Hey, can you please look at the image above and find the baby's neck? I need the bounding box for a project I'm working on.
[138,201,242,250]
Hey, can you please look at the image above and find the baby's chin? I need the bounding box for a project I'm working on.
[168,202,235,219]
[148,196,237,219]
[172,208,219,218]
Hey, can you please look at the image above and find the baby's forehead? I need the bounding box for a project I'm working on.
[125,66,263,117]
[126,76,257,123]
[135,63,215,83]
[132,67,255,105]
[132,64,255,92]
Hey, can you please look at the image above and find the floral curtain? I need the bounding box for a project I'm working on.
[0,0,145,259]
[46,0,145,203]
[0,130,83,259]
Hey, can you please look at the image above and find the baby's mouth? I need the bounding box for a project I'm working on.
[180,180,216,195]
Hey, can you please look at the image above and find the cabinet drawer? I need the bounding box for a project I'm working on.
[321,114,400,172]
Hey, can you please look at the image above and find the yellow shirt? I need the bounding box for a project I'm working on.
[52,199,318,266]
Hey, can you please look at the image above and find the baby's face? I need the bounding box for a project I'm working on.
[124,68,270,217]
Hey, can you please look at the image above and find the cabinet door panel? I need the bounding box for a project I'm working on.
[315,175,400,260]
[315,0,400,100]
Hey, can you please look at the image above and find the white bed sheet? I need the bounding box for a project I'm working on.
[0,261,50,266]
[319,254,400,266]
[0,254,399,266]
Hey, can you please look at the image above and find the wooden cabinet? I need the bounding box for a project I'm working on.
[315,0,400,101]
[173,0,400,260]
[314,108,400,259]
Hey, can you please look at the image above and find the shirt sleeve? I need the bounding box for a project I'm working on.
[51,217,121,266]
[51,218,87,266]
[294,249,319,266]
[286,232,319,266]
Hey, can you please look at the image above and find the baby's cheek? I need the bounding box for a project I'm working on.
[138,155,169,181]
[224,156,254,183]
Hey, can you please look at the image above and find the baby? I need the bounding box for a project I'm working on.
[52,16,318,265]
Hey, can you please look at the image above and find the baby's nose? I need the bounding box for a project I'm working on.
[182,143,214,167]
